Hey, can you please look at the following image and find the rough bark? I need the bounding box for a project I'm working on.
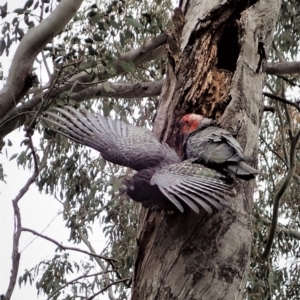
[132,1,281,300]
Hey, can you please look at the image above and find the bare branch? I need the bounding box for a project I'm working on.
[263,106,276,113]
[255,213,300,240]
[259,150,276,192]
[266,61,300,75]
[75,211,130,289]
[46,270,115,300]
[0,77,164,140]
[86,278,130,300]
[263,92,300,113]
[275,74,300,88]
[263,128,300,258]
[42,51,52,81]
[0,0,84,122]
[27,134,38,172]
[0,31,167,138]
[4,143,51,300]
[77,228,117,300]
[62,79,163,102]
[22,227,117,263]
[4,198,22,300]
[259,135,287,168]
[275,101,290,165]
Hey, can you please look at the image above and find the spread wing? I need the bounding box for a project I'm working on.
[41,106,180,170]
[150,159,234,214]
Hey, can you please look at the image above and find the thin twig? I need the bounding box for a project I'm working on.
[263,106,276,113]
[259,135,287,168]
[283,101,294,138]
[42,51,52,80]
[263,92,300,113]
[259,150,276,192]
[27,134,38,171]
[86,278,130,300]
[276,101,290,165]
[22,227,117,263]
[21,213,61,253]
[4,143,51,300]
[263,128,300,258]
[255,213,300,240]
[77,228,118,300]
[275,74,300,88]
[46,270,115,300]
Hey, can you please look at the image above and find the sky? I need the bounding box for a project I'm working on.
[0,1,109,299]
[0,130,70,299]
[0,118,108,300]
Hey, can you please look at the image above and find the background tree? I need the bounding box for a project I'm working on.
[0,0,299,299]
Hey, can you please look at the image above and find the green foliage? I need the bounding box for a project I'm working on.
[246,1,300,299]
[1,0,172,298]
[1,0,300,299]
[273,0,300,59]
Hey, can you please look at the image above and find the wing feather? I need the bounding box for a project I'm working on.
[151,159,234,213]
[42,106,180,170]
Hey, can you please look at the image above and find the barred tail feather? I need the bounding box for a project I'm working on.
[227,162,259,179]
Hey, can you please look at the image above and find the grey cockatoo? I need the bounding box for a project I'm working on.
[180,114,258,179]
[42,107,234,214]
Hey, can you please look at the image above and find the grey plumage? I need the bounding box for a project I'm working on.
[42,107,234,213]
[181,115,258,179]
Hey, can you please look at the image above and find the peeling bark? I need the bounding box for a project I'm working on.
[132,1,281,299]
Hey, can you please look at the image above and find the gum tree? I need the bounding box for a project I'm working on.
[1,0,300,299]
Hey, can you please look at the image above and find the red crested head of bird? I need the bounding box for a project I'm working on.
[179,114,217,135]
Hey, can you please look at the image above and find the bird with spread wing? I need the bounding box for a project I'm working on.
[42,107,234,214]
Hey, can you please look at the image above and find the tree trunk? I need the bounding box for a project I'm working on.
[132,1,281,299]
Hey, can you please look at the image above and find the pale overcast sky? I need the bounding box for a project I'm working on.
[0,1,108,299]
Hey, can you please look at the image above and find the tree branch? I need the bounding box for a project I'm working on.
[263,105,276,113]
[4,143,50,300]
[275,74,300,88]
[259,134,287,168]
[263,128,300,258]
[77,227,124,300]
[22,227,117,263]
[275,101,290,165]
[46,270,115,300]
[263,92,300,113]
[259,150,276,192]
[255,213,300,240]
[0,0,84,122]
[0,79,163,140]
[60,79,163,103]
[86,278,130,300]
[266,61,300,75]
[27,134,38,171]
[0,32,166,139]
